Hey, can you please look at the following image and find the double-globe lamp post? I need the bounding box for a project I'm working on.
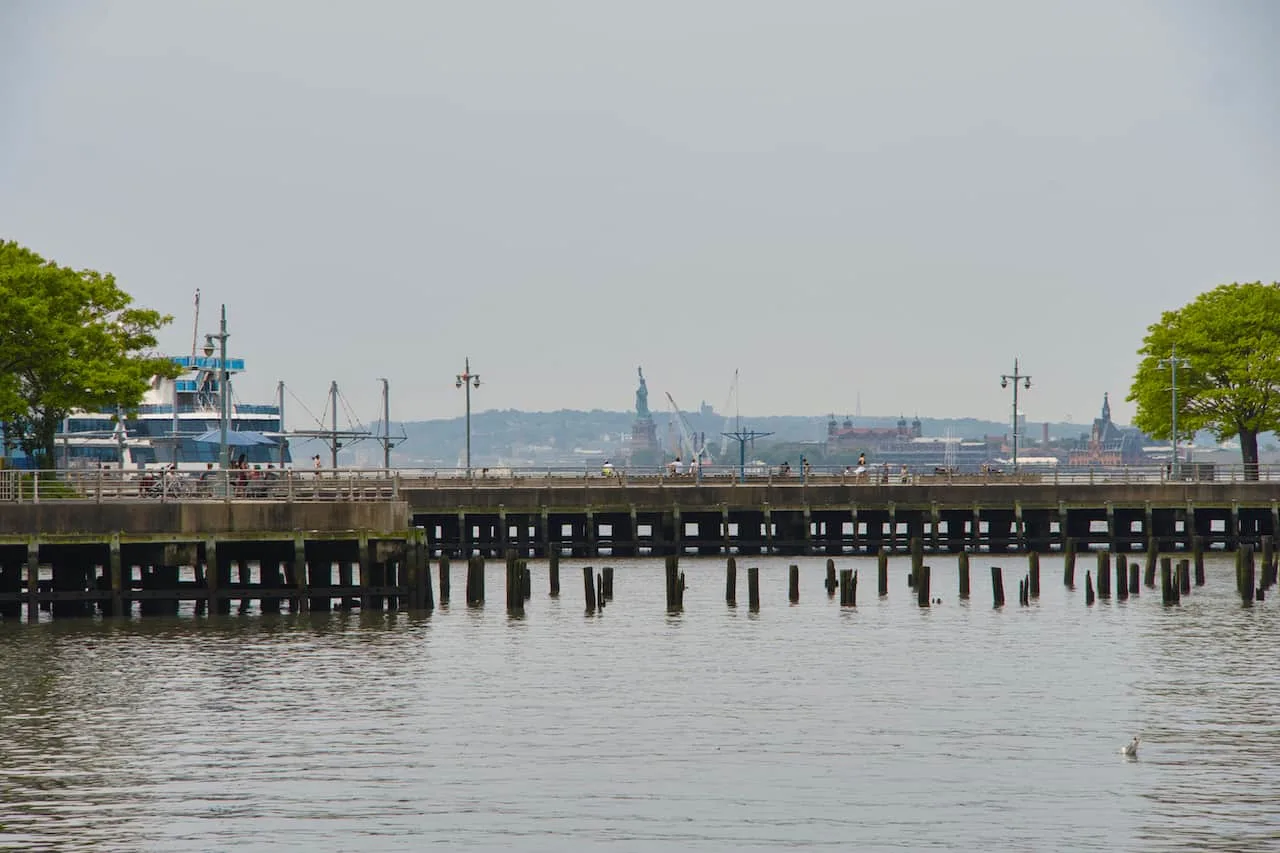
[1000,359,1032,473]
[456,358,481,477]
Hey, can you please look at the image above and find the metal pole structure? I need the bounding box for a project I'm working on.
[1000,359,1031,473]
[721,428,774,483]
[379,377,391,471]
[456,358,480,477]
[1159,345,1190,479]
[219,304,229,471]
[329,380,339,470]
[277,380,286,467]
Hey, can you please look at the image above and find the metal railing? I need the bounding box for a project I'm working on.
[0,468,401,504]
[3,463,1276,502]
[391,462,1280,487]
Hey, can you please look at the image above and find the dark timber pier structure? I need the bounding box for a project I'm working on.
[0,500,420,622]
[404,480,1280,558]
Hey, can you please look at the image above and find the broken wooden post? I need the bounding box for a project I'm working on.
[1115,558,1128,601]
[958,551,971,600]
[917,565,931,607]
[1128,562,1140,597]
[747,567,760,612]
[1063,538,1076,587]
[1178,558,1191,596]
[825,558,837,596]
[584,565,596,613]
[726,557,737,605]
[991,566,1005,607]
[1096,550,1110,598]
[601,566,613,601]
[439,553,451,604]
[789,564,799,604]
[549,552,560,597]
[1085,570,1095,605]
[1028,552,1040,598]
[877,548,888,596]
[1192,536,1205,586]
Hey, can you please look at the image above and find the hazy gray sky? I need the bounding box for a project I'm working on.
[2,1,1277,430]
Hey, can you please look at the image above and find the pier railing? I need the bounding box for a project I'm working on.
[392,462,1279,487]
[3,463,1274,502]
[0,468,401,504]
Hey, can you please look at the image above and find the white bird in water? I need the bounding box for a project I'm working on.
[1120,736,1140,758]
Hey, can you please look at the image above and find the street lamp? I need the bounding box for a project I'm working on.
[1000,359,1032,473]
[204,304,230,470]
[1158,345,1190,479]
[455,358,481,476]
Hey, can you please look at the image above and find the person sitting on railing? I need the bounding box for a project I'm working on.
[899,463,909,483]
[602,459,614,477]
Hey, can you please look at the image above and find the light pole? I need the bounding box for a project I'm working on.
[1158,345,1190,479]
[1000,359,1032,473]
[455,358,480,476]
[204,304,230,470]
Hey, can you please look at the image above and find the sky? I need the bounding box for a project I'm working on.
[2,1,1277,432]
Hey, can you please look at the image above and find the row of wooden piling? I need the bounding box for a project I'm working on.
[1236,537,1279,604]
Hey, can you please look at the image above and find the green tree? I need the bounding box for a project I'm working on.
[0,241,178,467]
[1127,282,1280,480]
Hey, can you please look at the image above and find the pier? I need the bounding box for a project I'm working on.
[402,477,1280,558]
[3,468,1280,623]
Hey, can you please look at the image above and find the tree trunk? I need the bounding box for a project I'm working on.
[34,414,58,470]
[1240,426,1260,481]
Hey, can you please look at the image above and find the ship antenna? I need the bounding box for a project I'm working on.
[190,289,201,359]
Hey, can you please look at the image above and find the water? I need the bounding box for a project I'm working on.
[1,554,1277,852]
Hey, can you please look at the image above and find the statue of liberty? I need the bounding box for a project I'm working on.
[635,367,650,419]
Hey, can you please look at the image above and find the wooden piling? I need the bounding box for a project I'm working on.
[910,537,923,588]
[665,556,683,611]
[789,564,800,603]
[1238,546,1255,604]
[958,552,971,600]
[1128,562,1140,596]
[1028,552,1040,598]
[1161,560,1176,605]
[1160,556,1172,594]
[838,568,854,606]
[1192,536,1205,586]
[1115,559,1128,601]
[506,554,523,613]
[849,570,858,606]
[726,557,737,605]
[1262,535,1274,586]
[25,541,38,623]
[602,566,613,601]
[1063,539,1076,587]
[748,567,760,611]
[584,565,597,612]
[1018,576,1027,606]
[991,566,1005,607]
[549,553,560,597]
[1096,551,1110,598]
[825,558,837,596]
[917,565,931,607]
[877,548,888,597]
[1085,570,1095,605]
[466,556,485,606]
[1144,540,1158,588]
[439,554,451,604]
[597,572,606,610]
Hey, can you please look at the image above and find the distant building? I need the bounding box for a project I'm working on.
[1067,393,1146,465]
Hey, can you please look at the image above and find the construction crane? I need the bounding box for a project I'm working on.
[665,392,712,467]
[717,369,739,459]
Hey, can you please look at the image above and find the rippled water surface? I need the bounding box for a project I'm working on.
[2,554,1278,852]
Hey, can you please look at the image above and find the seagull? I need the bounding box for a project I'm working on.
[1120,736,1140,758]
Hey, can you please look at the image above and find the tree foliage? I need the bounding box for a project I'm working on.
[1127,282,1280,478]
[0,241,179,467]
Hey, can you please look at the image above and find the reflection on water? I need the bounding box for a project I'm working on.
[1,555,1276,852]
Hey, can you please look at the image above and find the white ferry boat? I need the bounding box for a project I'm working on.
[52,346,290,472]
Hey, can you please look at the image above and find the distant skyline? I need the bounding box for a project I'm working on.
[3,1,1277,428]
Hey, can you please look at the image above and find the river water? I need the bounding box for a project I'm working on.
[1,554,1277,852]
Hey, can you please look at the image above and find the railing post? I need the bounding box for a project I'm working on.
[287,470,295,502]
[97,466,104,504]
[33,471,39,505]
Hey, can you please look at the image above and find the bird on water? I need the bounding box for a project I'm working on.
[1120,736,1140,758]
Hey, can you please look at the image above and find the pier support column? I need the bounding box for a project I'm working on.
[26,540,39,623]
[109,534,123,618]
[359,534,373,611]
[293,533,309,613]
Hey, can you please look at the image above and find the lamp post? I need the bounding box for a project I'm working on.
[1000,359,1032,473]
[204,305,230,470]
[455,358,481,476]
[1158,345,1190,479]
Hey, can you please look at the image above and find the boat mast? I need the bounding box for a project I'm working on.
[190,289,201,360]
[278,380,286,467]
